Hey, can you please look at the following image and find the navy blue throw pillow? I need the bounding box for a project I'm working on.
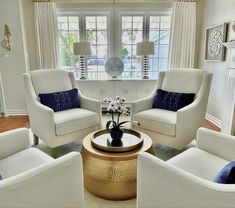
[39,88,80,112]
[214,161,235,184]
[152,89,195,111]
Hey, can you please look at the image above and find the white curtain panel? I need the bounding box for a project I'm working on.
[168,2,196,68]
[34,2,59,69]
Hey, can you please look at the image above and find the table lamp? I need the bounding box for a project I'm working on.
[73,42,91,79]
[136,42,154,79]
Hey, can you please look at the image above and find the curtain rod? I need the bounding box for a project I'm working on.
[175,0,199,2]
[31,0,51,2]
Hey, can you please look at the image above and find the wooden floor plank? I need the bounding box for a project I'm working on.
[0,115,220,133]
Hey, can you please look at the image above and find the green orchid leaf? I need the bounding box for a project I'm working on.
[106,120,112,129]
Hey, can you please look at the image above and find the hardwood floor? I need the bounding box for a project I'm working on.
[0,115,220,133]
[0,116,30,133]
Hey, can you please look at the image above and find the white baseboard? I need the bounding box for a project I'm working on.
[206,113,222,128]
[5,109,28,116]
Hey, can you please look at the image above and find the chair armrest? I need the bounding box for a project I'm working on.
[137,152,235,208]
[196,127,235,161]
[0,152,84,208]
[80,95,102,128]
[0,128,30,160]
[130,96,154,118]
[29,101,55,142]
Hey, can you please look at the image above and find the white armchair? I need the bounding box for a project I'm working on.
[0,128,84,208]
[137,128,235,208]
[131,69,212,150]
[23,69,102,148]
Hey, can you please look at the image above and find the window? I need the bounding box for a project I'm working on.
[57,10,171,80]
[121,16,143,79]
[58,16,80,69]
[149,16,171,79]
[86,16,108,79]
[120,14,171,79]
[58,14,108,79]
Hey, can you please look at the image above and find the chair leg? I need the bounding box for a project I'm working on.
[33,134,39,146]
[51,147,59,158]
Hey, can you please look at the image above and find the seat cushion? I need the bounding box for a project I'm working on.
[167,147,229,181]
[54,108,99,136]
[133,108,176,136]
[0,148,54,179]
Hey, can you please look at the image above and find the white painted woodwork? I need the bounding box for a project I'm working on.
[221,69,235,135]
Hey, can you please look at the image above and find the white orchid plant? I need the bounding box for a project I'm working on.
[103,96,140,130]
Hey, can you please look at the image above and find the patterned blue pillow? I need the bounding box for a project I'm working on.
[39,88,80,112]
[214,161,235,184]
[152,89,195,111]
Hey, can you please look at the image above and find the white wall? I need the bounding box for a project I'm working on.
[196,0,235,127]
[0,0,28,115]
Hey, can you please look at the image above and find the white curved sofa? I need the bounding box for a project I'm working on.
[137,128,235,208]
[0,128,84,208]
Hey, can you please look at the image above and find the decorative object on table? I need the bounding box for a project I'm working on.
[73,42,91,79]
[1,24,11,51]
[104,57,124,79]
[205,23,228,61]
[136,41,154,79]
[91,128,143,152]
[103,96,139,141]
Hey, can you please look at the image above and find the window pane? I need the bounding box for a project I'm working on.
[159,59,168,70]
[133,16,143,30]
[69,16,79,30]
[150,16,160,29]
[97,31,107,44]
[58,16,80,69]
[58,16,68,30]
[159,45,169,58]
[122,16,132,29]
[97,16,107,30]
[86,15,108,79]
[160,31,170,44]
[121,15,143,79]
[160,16,171,30]
[86,16,96,30]
[149,15,171,79]
[149,30,160,44]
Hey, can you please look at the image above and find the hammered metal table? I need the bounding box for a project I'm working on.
[81,129,153,200]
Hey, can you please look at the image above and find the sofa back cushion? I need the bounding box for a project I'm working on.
[30,69,73,95]
[161,69,205,94]
[152,89,195,111]
[39,88,80,112]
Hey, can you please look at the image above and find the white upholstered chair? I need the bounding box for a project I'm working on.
[23,69,102,148]
[137,128,235,208]
[131,69,212,150]
[0,128,84,208]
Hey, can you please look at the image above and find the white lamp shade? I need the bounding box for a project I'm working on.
[73,42,92,55]
[136,42,154,56]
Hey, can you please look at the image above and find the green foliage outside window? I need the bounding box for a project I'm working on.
[59,32,79,67]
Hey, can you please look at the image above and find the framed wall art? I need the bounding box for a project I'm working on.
[205,23,228,61]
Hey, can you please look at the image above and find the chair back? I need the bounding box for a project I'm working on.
[29,69,74,95]
[159,68,207,94]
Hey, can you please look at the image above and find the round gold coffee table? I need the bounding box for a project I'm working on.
[81,129,153,200]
